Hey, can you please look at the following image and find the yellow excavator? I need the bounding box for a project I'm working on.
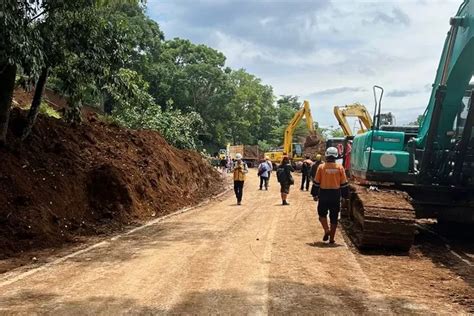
[265,100,315,164]
[333,103,373,136]
[333,103,397,137]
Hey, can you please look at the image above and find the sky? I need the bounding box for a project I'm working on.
[147,0,463,128]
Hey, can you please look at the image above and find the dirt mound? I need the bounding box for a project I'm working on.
[0,105,223,258]
[303,134,326,158]
[86,164,134,220]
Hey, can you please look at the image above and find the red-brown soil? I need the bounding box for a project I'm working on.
[303,134,326,158]
[0,94,224,259]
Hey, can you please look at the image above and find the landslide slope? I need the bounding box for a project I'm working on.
[0,108,223,258]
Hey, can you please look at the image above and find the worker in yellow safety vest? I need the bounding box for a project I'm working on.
[232,153,248,205]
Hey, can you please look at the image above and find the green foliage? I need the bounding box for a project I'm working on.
[107,69,203,149]
[0,1,43,73]
[226,69,275,145]
[257,140,272,152]
[329,128,345,138]
[39,102,62,119]
[265,95,316,146]
[408,115,424,126]
[316,126,344,140]
[1,0,325,151]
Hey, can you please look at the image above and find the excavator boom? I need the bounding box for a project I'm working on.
[333,104,373,136]
[283,100,314,154]
[265,100,315,163]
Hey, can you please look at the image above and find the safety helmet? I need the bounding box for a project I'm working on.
[325,147,338,158]
[265,156,270,160]
[235,153,242,160]
[315,154,322,161]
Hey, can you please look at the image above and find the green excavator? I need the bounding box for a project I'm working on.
[345,0,474,251]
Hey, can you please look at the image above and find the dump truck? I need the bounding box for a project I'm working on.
[228,145,261,167]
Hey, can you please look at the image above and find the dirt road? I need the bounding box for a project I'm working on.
[1,172,473,314]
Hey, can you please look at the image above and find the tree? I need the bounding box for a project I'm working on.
[149,39,236,146]
[408,115,424,126]
[0,1,43,145]
[226,69,275,145]
[266,95,304,146]
[0,0,149,142]
[108,69,203,149]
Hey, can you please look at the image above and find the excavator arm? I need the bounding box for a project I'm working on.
[333,104,373,136]
[417,0,473,149]
[283,100,315,155]
[416,0,474,179]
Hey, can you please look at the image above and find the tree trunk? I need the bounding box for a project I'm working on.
[103,91,114,114]
[22,67,49,140]
[0,63,17,146]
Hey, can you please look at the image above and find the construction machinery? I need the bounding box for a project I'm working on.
[344,0,474,251]
[228,144,261,167]
[334,104,373,136]
[217,143,231,160]
[334,104,399,137]
[265,100,315,164]
[218,149,227,160]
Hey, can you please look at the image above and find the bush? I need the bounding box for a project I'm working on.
[39,102,61,119]
[106,69,204,149]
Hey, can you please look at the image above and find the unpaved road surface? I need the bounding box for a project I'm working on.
[1,173,473,314]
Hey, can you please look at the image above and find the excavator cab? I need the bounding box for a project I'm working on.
[291,143,303,159]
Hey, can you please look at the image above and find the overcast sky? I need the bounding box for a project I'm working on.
[147,0,462,127]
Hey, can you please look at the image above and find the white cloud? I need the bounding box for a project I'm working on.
[147,0,463,126]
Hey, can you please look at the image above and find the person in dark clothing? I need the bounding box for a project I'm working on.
[277,156,294,205]
[312,147,349,244]
[309,154,323,198]
[300,156,313,191]
[219,158,227,172]
[309,154,323,179]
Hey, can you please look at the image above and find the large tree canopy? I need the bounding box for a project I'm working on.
[0,1,319,150]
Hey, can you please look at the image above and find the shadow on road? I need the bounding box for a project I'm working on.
[66,221,220,265]
[306,241,344,248]
[1,278,443,314]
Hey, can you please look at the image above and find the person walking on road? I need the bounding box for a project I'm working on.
[233,153,248,205]
[310,154,323,198]
[226,156,232,173]
[265,156,273,184]
[300,156,313,191]
[312,147,349,244]
[257,159,271,190]
[220,157,227,173]
[277,156,294,205]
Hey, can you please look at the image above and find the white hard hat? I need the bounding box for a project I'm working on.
[325,147,339,158]
[235,153,242,160]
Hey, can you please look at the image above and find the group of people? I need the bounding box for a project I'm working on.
[230,147,348,244]
[219,156,233,173]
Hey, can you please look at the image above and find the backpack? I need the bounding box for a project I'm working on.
[277,165,294,185]
[257,164,265,176]
[276,166,286,183]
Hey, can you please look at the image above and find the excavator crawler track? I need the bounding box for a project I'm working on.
[342,184,416,251]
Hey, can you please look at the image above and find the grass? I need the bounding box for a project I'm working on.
[39,102,62,119]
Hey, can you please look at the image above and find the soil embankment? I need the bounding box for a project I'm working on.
[0,92,224,259]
